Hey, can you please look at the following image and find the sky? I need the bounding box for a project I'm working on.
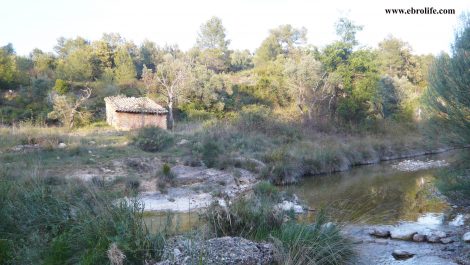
[1,0,469,56]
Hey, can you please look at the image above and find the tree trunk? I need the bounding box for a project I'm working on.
[167,97,174,130]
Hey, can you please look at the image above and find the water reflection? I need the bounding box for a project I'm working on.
[286,153,462,224]
[144,211,202,234]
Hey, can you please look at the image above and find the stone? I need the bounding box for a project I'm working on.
[177,139,189,145]
[392,250,415,260]
[427,235,441,243]
[449,214,465,226]
[463,232,470,242]
[276,200,304,214]
[412,233,426,242]
[426,231,447,243]
[157,236,275,265]
[58,142,67,148]
[369,228,390,238]
[390,227,416,241]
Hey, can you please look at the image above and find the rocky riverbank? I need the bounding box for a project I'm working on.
[344,215,470,265]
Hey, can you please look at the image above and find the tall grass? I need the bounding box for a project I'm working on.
[203,182,354,265]
[0,174,166,264]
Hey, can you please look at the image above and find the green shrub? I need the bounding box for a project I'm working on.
[156,163,176,191]
[134,126,174,152]
[253,181,279,199]
[201,138,224,168]
[52,79,69,95]
[263,148,304,185]
[272,216,354,265]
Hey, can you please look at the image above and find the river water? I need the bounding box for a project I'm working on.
[145,150,468,232]
[287,150,466,225]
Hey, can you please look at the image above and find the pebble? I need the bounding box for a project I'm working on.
[412,233,426,242]
[369,228,390,238]
[463,232,470,243]
[392,250,415,260]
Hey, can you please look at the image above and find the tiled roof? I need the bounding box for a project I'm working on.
[105,96,168,114]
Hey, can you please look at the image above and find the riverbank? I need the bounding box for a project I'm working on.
[1,123,469,264]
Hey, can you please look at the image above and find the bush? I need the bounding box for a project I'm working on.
[272,216,354,265]
[134,126,174,152]
[253,181,279,199]
[52,79,69,95]
[262,148,304,185]
[156,163,176,192]
[201,138,224,168]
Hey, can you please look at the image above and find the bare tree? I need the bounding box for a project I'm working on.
[48,86,92,129]
[142,54,190,130]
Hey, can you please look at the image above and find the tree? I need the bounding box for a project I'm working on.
[0,47,17,89]
[48,87,92,129]
[142,54,190,130]
[55,37,93,82]
[230,49,253,72]
[30,49,56,79]
[377,36,422,84]
[284,53,322,117]
[424,15,470,143]
[114,46,136,86]
[195,17,231,73]
[255,25,307,66]
[196,16,230,51]
[335,17,363,46]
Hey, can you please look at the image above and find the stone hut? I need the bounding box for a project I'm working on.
[104,96,168,130]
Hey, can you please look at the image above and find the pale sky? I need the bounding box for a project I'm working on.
[1,0,469,56]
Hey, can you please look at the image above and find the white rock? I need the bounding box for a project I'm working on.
[177,139,190,145]
[369,228,390,238]
[390,227,416,241]
[449,214,465,226]
[58,142,67,148]
[392,249,415,260]
[277,200,304,214]
[463,232,470,243]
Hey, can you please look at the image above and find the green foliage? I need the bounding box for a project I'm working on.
[253,181,279,199]
[201,137,224,168]
[435,152,470,203]
[335,17,363,46]
[424,14,470,144]
[134,126,174,152]
[55,38,93,81]
[254,25,307,66]
[230,50,253,71]
[195,17,230,73]
[52,79,69,95]
[0,176,163,264]
[157,163,176,186]
[263,147,303,185]
[114,46,136,85]
[196,16,230,51]
[0,46,17,89]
